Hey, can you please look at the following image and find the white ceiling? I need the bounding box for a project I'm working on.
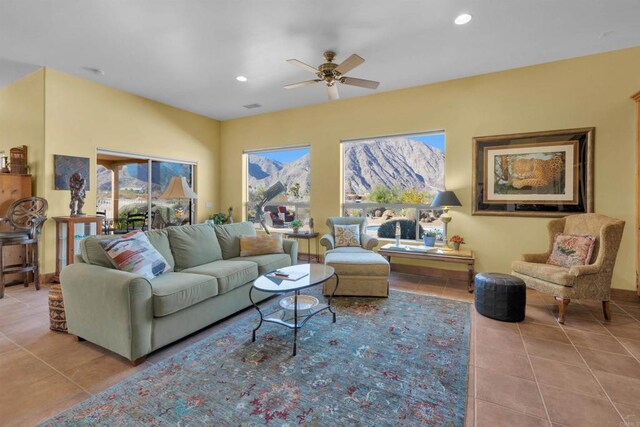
[1,0,639,121]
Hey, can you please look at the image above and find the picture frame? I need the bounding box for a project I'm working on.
[54,155,91,190]
[472,128,594,217]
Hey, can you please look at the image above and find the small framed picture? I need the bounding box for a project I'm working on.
[472,128,594,217]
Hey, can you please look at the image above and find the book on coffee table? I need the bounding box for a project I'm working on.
[266,270,309,281]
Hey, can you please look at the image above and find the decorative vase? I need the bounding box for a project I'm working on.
[293,228,300,234]
[423,236,436,247]
[453,242,461,251]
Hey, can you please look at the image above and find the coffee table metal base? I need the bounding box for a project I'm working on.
[250,274,339,356]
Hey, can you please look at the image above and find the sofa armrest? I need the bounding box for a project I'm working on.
[60,263,153,361]
[282,238,298,265]
[521,252,550,263]
[320,234,335,250]
[568,264,603,277]
[361,234,379,251]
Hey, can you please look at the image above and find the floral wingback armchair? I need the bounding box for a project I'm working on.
[511,213,625,324]
[320,217,378,253]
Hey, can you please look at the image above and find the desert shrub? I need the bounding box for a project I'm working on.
[368,185,401,203]
[377,219,423,240]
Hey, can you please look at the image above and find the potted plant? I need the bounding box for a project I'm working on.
[208,212,227,225]
[450,235,465,251]
[290,219,304,234]
[423,230,437,247]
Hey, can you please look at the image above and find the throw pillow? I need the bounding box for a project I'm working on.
[99,230,171,280]
[240,234,284,257]
[334,224,360,247]
[546,233,596,268]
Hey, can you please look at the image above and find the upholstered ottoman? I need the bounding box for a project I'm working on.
[323,250,390,297]
[475,272,526,322]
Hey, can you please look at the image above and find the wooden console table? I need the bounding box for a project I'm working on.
[378,243,475,293]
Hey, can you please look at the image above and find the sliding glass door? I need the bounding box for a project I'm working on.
[97,150,196,232]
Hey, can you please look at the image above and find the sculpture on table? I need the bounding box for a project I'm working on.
[254,181,286,234]
[69,172,86,216]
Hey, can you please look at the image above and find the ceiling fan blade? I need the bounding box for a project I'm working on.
[334,54,365,75]
[327,84,339,101]
[284,79,321,89]
[286,59,319,74]
[340,76,380,89]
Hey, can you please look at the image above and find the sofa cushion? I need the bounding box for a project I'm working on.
[168,224,223,270]
[150,272,219,317]
[325,251,390,277]
[80,235,116,268]
[182,260,258,294]
[145,229,175,270]
[228,253,291,275]
[511,260,575,287]
[326,247,372,255]
[214,222,256,259]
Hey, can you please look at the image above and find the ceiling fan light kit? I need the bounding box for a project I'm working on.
[285,50,380,100]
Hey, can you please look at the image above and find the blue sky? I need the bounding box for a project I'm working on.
[255,147,309,163]
[253,132,445,163]
[411,133,445,151]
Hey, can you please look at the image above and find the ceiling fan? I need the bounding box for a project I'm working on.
[284,51,380,101]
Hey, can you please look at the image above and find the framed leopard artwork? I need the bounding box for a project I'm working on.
[472,127,594,217]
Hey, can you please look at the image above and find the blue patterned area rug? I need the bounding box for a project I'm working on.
[43,290,470,426]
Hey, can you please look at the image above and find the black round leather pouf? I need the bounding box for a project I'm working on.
[475,273,526,322]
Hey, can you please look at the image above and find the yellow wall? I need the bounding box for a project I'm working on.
[0,69,46,195]
[39,69,221,273]
[221,47,640,291]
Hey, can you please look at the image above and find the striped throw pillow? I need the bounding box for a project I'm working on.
[240,234,284,257]
[99,230,171,280]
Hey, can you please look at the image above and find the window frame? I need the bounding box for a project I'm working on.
[243,144,311,232]
[340,131,445,243]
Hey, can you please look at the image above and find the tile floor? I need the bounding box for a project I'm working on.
[2,273,640,426]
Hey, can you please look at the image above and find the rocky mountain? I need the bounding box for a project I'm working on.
[97,163,191,194]
[247,153,310,199]
[246,138,444,201]
[343,138,444,196]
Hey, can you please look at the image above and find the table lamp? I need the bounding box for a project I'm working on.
[430,190,462,250]
[160,176,198,225]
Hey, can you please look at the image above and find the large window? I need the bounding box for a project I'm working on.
[245,146,310,231]
[342,132,445,242]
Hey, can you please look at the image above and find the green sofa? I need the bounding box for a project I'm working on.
[61,222,298,364]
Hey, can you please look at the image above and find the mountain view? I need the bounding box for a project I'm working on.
[343,137,444,199]
[97,162,192,196]
[247,153,310,202]
[246,137,444,205]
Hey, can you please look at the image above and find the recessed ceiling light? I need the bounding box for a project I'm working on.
[82,67,105,76]
[454,13,472,25]
[236,76,248,82]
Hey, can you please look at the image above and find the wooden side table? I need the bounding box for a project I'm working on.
[378,243,476,292]
[284,232,320,263]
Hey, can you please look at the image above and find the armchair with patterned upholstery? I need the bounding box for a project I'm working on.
[511,213,625,324]
[320,217,378,253]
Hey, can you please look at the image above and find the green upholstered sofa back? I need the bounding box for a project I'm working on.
[167,223,223,270]
[214,222,256,259]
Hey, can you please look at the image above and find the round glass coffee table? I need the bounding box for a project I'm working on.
[249,263,338,356]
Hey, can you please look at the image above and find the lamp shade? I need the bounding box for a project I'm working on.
[431,190,461,208]
[160,176,198,200]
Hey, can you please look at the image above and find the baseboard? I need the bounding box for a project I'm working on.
[611,288,640,302]
[390,263,468,281]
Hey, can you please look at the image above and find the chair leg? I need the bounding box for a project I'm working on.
[0,243,4,299]
[602,301,611,321]
[33,241,40,291]
[556,297,570,324]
